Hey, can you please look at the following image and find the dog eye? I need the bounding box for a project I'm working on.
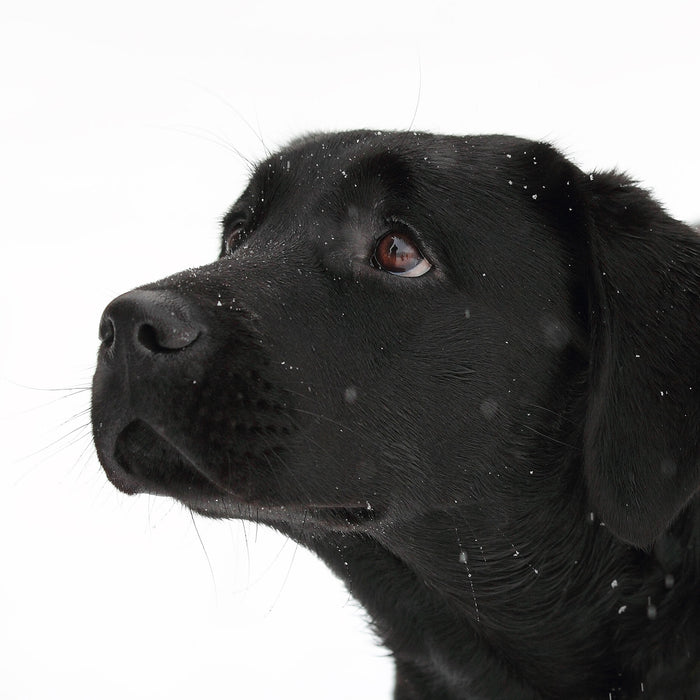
[371,230,432,277]
[223,221,246,255]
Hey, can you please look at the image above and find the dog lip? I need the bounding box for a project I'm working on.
[186,500,383,529]
[308,501,376,512]
[111,419,234,498]
[99,456,142,495]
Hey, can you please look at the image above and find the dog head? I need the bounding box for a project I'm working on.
[92,130,700,548]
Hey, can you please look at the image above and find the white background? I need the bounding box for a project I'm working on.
[1,1,698,698]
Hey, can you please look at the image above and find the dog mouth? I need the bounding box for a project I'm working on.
[110,421,380,530]
[190,501,381,532]
[112,420,220,496]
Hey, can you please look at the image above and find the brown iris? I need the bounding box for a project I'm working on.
[372,231,432,277]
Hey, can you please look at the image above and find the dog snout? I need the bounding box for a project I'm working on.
[93,288,212,496]
[99,289,202,357]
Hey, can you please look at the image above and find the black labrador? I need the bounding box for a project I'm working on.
[92,131,700,699]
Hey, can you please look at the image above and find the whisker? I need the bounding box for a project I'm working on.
[232,533,292,594]
[190,510,217,598]
[6,379,92,393]
[265,536,301,617]
[57,406,92,429]
[407,55,422,132]
[13,422,94,487]
[71,431,99,479]
[288,406,356,433]
[2,383,91,417]
[239,520,252,591]
[252,108,270,158]
[521,423,577,450]
[525,402,576,425]
[184,80,270,157]
[18,421,93,463]
[152,124,255,168]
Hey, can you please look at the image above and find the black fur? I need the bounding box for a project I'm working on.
[92,131,700,699]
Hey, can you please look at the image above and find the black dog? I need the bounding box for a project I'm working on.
[92,131,700,699]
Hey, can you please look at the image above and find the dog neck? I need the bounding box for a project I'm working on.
[287,471,700,699]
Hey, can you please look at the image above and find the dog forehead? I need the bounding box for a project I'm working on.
[229,131,584,282]
[250,131,558,211]
[253,131,411,193]
[263,131,466,180]
[242,131,503,227]
[229,133,412,240]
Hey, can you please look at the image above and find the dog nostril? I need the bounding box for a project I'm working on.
[99,316,115,348]
[98,289,202,357]
[136,322,199,352]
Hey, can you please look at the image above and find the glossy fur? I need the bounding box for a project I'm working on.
[92,131,700,699]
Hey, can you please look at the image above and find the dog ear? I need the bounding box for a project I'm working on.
[583,172,700,547]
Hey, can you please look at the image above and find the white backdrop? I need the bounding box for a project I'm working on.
[1,1,698,698]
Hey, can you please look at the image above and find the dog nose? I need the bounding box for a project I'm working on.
[99,289,201,354]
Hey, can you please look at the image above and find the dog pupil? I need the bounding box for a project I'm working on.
[380,233,418,271]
